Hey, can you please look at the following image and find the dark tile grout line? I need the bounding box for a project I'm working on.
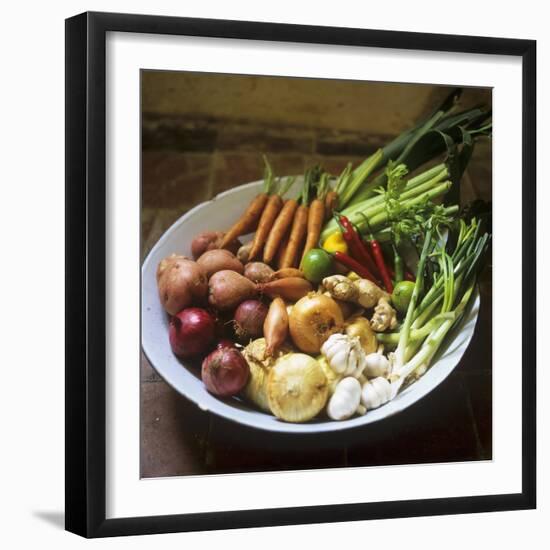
[142,112,397,141]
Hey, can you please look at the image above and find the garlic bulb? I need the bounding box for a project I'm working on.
[326,377,361,420]
[321,333,366,377]
[363,352,390,378]
[361,377,393,410]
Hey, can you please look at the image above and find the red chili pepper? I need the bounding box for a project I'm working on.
[369,240,394,293]
[334,251,377,283]
[336,214,380,277]
[357,213,394,293]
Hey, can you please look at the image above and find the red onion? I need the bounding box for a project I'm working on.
[169,308,215,358]
[233,299,268,343]
[216,339,236,350]
[201,347,250,396]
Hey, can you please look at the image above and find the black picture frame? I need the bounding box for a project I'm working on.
[65,11,536,538]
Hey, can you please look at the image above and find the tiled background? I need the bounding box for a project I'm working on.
[141,73,492,478]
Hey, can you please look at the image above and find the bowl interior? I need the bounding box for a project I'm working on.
[141,180,479,433]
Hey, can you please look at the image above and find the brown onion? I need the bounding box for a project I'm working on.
[201,347,250,396]
[289,293,344,353]
[263,297,289,356]
[208,270,257,311]
[257,277,313,302]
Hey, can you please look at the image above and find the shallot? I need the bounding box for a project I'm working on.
[257,277,313,302]
[201,347,250,396]
[263,297,289,356]
[233,300,269,343]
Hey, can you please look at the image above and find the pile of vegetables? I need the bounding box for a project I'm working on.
[154,88,492,423]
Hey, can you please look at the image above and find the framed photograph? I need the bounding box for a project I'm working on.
[65,11,536,538]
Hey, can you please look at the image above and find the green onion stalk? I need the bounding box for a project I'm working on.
[377,218,489,391]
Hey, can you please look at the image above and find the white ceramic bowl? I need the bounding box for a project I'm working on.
[141,180,479,433]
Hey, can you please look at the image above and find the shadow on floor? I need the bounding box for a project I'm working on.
[33,510,65,529]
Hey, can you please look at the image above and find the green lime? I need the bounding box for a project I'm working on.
[301,248,334,283]
[392,280,415,314]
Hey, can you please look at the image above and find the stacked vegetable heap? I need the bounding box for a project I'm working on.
[155,88,492,423]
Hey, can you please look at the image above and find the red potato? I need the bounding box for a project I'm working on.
[157,254,208,315]
[208,270,257,311]
[244,262,274,283]
[157,253,186,282]
[197,249,244,279]
[191,231,241,260]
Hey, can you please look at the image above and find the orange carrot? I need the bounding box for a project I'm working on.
[248,194,283,260]
[275,235,290,270]
[324,190,338,222]
[263,199,298,264]
[221,193,268,248]
[272,231,290,269]
[301,198,325,262]
[281,204,309,268]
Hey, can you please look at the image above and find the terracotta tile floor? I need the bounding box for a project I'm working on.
[140,120,492,478]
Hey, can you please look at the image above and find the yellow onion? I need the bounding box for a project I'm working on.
[288,293,344,354]
[345,316,377,355]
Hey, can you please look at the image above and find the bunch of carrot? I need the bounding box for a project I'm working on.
[222,160,338,270]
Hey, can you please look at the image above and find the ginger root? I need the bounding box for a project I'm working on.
[370,297,398,332]
[353,278,389,308]
[322,275,359,302]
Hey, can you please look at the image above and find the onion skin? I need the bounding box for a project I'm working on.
[197,249,244,279]
[201,347,250,396]
[169,308,216,358]
[288,293,344,354]
[258,277,313,302]
[157,255,208,315]
[263,297,289,356]
[208,270,257,311]
[191,231,241,260]
[233,300,269,342]
[244,262,274,283]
